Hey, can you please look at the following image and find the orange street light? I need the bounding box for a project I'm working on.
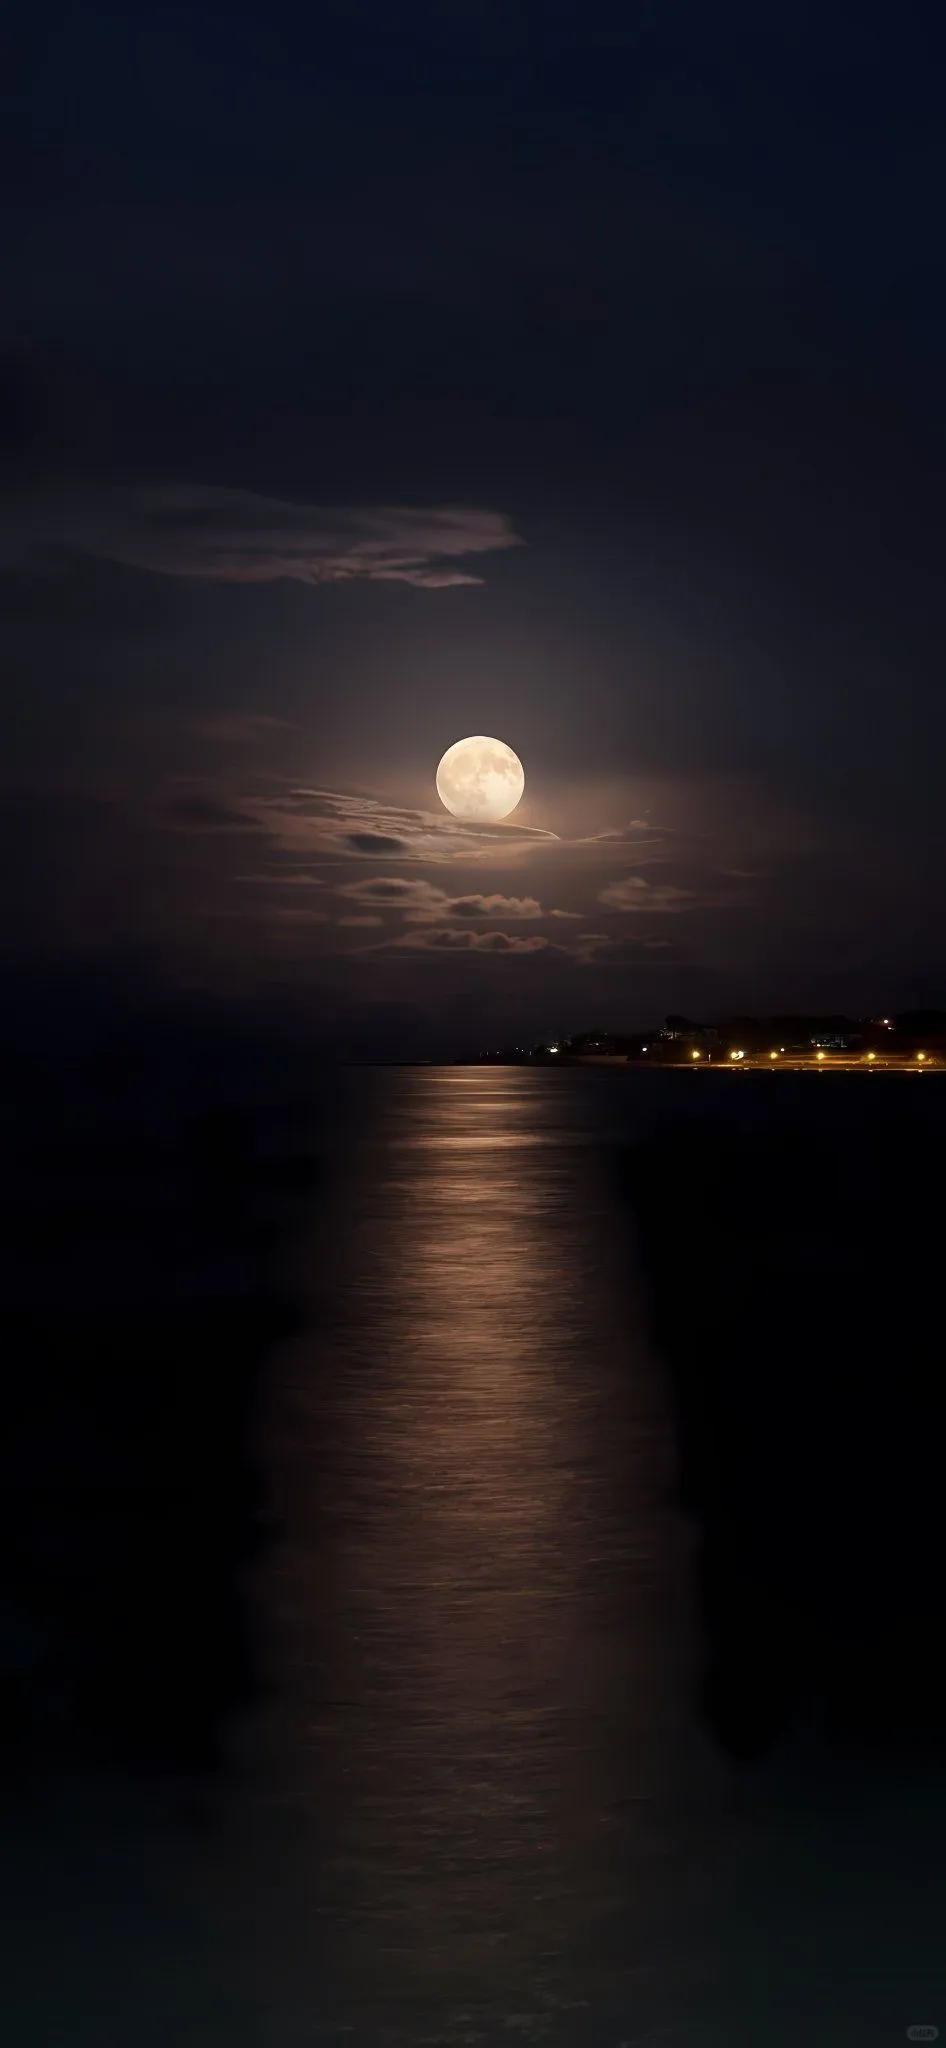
[816,1050,826,1062]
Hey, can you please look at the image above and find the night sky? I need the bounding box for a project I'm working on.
[4,3,945,1055]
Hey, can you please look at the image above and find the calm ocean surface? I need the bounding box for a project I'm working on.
[259,1067,693,2043]
[6,1067,946,2046]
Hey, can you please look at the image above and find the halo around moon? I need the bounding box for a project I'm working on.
[436,736,525,822]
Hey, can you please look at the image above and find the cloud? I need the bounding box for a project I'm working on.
[238,787,558,866]
[193,713,295,744]
[338,914,383,927]
[566,931,613,962]
[165,794,266,833]
[573,819,679,850]
[335,875,444,912]
[159,782,723,934]
[598,875,693,912]
[237,870,324,886]
[343,831,412,855]
[244,792,687,876]
[435,892,546,922]
[335,876,565,921]
[567,930,674,963]
[11,481,523,589]
[384,928,550,954]
[270,906,328,925]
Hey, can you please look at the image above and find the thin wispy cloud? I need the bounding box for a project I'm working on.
[193,713,296,744]
[154,771,751,954]
[576,819,678,847]
[381,928,550,955]
[270,905,328,925]
[598,875,694,912]
[164,794,267,835]
[368,923,674,961]
[240,787,559,866]
[237,871,324,887]
[567,930,674,962]
[335,876,570,920]
[10,481,523,589]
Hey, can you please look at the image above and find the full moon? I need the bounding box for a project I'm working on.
[435,735,525,822]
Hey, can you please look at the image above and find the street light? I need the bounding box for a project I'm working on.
[816,1050,826,1062]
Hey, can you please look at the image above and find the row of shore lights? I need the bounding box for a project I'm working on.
[688,1048,929,1064]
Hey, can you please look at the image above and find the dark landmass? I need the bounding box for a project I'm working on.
[470,1011,946,1064]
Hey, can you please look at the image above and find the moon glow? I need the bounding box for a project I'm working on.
[436,735,525,822]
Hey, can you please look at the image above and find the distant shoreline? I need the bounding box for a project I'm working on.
[340,1057,944,1073]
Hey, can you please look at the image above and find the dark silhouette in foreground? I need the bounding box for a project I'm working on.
[622,1085,946,1758]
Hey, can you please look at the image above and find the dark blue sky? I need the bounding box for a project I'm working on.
[3,2,945,1051]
